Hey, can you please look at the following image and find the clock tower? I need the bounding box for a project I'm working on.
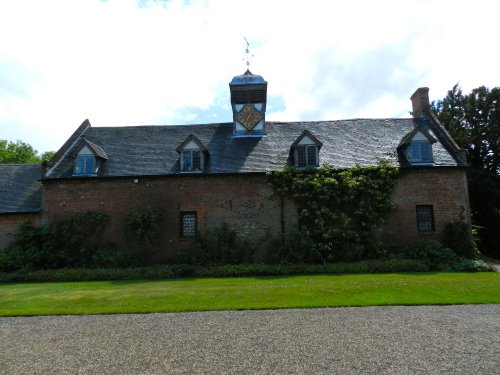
[229,69,268,137]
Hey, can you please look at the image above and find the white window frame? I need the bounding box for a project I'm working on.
[181,150,204,172]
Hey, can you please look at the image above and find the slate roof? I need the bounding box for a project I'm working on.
[84,139,108,159]
[0,164,42,213]
[45,118,463,179]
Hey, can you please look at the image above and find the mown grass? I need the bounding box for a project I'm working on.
[0,272,498,317]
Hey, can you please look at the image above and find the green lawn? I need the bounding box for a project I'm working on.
[0,272,498,316]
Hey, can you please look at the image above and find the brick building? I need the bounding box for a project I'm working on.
[0,164,42,249]
[0,71,470,260]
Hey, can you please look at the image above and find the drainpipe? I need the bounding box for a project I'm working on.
[280,196,285,241]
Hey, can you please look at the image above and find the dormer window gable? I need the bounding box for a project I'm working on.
[398,127,437,165]
[73,139,108,176]
[176,135,208,173]
[291,130,322,168]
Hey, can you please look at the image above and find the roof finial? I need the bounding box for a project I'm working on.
[243,37,253,72]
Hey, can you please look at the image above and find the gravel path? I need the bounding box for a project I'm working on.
[1,304,499,374]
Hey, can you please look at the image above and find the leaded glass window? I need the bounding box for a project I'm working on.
[182,151,192,171]
[181,211,197,238]
[307,145,317,166]
[410,140,433,163]
[192,151,201,170]
[416,205,435,233]
[296,145,318,167]
[181,150,203,171]
[74,155,95,176]
[297,146,307,167]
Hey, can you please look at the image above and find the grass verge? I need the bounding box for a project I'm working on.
[0,272,498,316]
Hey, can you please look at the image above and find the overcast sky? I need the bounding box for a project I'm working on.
[1,0,499,153]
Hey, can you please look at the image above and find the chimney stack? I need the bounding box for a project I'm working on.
[410,87,430,118]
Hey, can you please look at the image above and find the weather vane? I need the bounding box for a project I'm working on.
[243,37,253,70]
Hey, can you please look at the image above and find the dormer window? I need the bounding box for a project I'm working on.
[297,145,317,167]
[410,140,433,163]
[73,140,107,176]
[177,135,207,173]
[182,150,202,171]
[398,126,436,166]
[75,154,96,175]
[291,130,322,168]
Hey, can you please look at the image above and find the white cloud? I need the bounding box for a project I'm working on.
[0,0,499,152]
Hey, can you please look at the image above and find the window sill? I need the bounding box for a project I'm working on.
[232,134,267,138]
[410,162,434,166]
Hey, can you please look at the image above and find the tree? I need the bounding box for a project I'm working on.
[40,151,56,162]
[432,84,500,257]
[0,140,54,164]
[432,84,500,173]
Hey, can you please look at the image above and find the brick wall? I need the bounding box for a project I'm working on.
[41,168,470,260]
[0,213,41,250]
[381,168,470,246]
[42,174,297,262]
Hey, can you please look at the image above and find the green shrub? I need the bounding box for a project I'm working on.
[177,223,251,265]
[124,207,163,248]
[1,257,493,283]
[270,229,382,264]
[403,240,457,270]
[0,212,138,272]
[442,221,476,259]
[269,229,321,264]
[90,245,144,268]
[452,259,494,272]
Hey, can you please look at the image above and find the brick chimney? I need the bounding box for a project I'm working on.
[410,87,430,118]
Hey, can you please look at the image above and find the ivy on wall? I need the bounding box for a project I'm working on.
[267,160,399,262]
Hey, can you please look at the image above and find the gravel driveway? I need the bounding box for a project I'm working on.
[1,304,499,374]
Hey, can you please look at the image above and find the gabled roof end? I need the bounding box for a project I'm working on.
[176,134,208,153]
[398,125,437,148]
[291,129,323,149]
[43,119,92,178]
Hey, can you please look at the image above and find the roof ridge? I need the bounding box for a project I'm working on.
[85,119,417,130]
[90,123,234,129]
[0,163,42,167]
[267,118,414,124]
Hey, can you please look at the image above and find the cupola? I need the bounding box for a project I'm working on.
[229,69,267,137]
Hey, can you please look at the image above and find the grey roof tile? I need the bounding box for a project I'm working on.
[0,164,42,213]
[46,118,461,179]
[83,139,108,160]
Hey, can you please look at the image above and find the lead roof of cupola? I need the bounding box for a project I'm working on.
[229,69,267,85]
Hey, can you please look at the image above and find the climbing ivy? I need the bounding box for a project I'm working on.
[267,160,399,262]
